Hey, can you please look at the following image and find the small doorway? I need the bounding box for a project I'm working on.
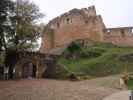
[32,64,36,78]
[22,62,36,78]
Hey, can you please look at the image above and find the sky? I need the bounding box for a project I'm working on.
[31,0,133,28]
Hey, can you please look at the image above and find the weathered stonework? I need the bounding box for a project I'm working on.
[14,51,58,79]
[40,6,133,54]
[103,27,133,46]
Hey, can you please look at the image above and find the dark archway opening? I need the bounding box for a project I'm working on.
[32,64,36,78]
[22,62,37,78]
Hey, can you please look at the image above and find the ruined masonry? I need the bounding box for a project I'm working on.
[40,6,133,54]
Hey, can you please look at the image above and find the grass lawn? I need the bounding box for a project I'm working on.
[58,42,133,77]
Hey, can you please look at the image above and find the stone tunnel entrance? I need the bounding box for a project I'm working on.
[13,51,58,79]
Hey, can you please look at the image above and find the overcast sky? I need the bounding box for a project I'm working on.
[31,0,133,28]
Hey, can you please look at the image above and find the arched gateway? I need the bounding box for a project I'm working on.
[22,62,37,78]
[13,51,58,79]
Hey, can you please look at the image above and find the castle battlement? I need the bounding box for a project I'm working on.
[47,5,97,30]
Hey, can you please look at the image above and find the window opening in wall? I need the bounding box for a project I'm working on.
[121,29,125,37]
[57,23,60,28]
[107,30,111,33]
[128,29,131,32]
[128,28,133,34]
[131,29,133,33]
[66,18,70,24]
[85,20,88,24]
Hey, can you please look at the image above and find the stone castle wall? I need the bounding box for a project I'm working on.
[103,27,133,46]
[40,6,133,54]
[40,6,106,53]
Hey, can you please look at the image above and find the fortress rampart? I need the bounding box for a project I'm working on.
[40,6,133,54]
[103,27,133,46]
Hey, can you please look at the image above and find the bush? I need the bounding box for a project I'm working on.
[80,47,106,58]
[67,41,81,54]
[58,42,133,78]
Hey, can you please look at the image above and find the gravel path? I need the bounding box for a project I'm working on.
[0,78,119,100]
[103,90,130,100]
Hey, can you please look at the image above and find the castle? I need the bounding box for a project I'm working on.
[40,6,133,54]
[2,6,133,79]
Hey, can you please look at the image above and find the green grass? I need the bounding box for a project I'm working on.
[128,80,133,90]
[58,43,133,77]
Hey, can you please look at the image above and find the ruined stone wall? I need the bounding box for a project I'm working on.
[40,6,106,54]
[14,52,58,79]
[40,6,133,54]
[14,53,46,79]
[103,27,133,46]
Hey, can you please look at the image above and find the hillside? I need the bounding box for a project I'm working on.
[58,42,133,78]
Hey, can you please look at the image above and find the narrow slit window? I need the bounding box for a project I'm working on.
[66,18,70,24]
[57,23,60,28]
[121,29,125,37]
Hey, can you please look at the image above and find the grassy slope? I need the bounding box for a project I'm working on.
[58,43,133,77]
[128,80,133,90]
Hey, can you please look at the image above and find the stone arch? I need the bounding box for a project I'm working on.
[14,57,46,79]
[21,61,37,78]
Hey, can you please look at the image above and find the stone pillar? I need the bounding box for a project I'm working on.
[36,61,40,78]
[36,61,46,78]
[14,64,22,79]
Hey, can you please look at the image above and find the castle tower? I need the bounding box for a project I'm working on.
[40,6,106,54]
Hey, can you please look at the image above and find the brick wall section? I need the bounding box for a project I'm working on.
[103,27,133,46]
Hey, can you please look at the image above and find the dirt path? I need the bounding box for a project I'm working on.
[0,76,120,100]
[103,90,130,100]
